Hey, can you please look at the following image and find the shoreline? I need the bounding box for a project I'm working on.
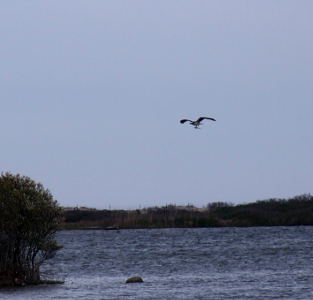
[62,194,313,229]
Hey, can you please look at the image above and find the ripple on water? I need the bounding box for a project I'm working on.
[2,227,313,299]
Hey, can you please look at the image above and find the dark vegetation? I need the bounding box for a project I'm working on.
[0,173,63,287]
[63,194,313,229]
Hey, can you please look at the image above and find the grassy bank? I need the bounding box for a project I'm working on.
[61,194,313,229]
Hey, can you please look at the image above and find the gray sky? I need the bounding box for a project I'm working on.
[1,1,312,209]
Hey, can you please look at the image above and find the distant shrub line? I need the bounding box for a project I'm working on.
[62,194,313,229]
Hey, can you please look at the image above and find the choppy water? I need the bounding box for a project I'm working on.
[2,227,313,299]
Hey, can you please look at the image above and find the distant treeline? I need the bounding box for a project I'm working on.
[62,194,313,229]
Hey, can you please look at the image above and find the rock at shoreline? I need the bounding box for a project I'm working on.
[125,276,143,283]
[14,277,26,286]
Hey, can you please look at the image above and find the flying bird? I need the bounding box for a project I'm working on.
[180,117,216,129]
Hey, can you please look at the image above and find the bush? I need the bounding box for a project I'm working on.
[0,172,63,286]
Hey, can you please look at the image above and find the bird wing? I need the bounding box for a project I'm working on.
[197,117,216,122]
[180,119,192,124]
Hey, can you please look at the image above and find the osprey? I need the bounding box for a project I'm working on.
[180,117,216,129]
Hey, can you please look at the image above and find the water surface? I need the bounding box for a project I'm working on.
[2,227,313,299]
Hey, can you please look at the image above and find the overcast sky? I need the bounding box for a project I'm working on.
[1,1,312,209]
